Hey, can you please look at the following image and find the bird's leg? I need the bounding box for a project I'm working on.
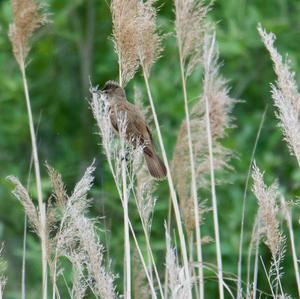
[121,145,130,162]
[121,153,130,162]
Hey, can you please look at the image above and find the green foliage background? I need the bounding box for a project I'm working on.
[1,0,300,298]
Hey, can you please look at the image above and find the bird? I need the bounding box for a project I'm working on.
[101,80,167,180]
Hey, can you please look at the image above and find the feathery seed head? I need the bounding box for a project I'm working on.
[175,0,210,76]
[111,0,161,83]
[258,25,300,164]
[9,0,49,67]
[252,163,284,258]
[54,164,117,299]
[111,0,139,85]
[46,162,67,210]
[136,0,162,77]
[7,176,40,234]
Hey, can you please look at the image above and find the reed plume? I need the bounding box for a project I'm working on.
[8,1,49,297]
[49,162,117,299]
[7,176,40,232]
[9,0,48,67]
[258,25,300,165]
[252,162,285,295]
[111,0,139,85]
[252,164,283,260]
[175,0,210,76]
[136,0,162,77]
[111,0,161,84]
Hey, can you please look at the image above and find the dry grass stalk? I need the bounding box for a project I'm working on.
[245,213,259,298]
[173,32,234,236]
[134,164,167,299]
[131,95,164,298]
[280,197,300,298]
[9,2,49,297]
[174,3,209,296]
[258,25,300,165]
[202,31,236,299]
[172,32,233,298]
[0,246,6,299]
[252,216,260,299]
[135,9,192,292]
[175,0,210,76]
[9,0,48,67]
[237,106,267,299]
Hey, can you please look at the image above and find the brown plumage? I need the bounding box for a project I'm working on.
[101,81,167,180]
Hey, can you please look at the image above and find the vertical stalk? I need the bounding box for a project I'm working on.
[164,196,172,299]
[104,151,156,298]
[260,257,276,298]
[189,235,200,299]
[179,53,204,299]
[237,106,267,298]
[130,185,165,299]
[252,225,259,299]
[142,69,192,298]
[122,153,131,299]
[118,69,131,299]
[284,206,300,298]
[204,94,224,299]
[20,60,47,299]
[22,216,27,299]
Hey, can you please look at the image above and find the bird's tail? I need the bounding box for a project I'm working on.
[143,147,167,180]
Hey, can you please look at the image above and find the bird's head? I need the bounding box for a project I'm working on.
[101,81,126,101]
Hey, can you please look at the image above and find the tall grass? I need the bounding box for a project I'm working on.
[3,1,300,299]
[8,1,49,297]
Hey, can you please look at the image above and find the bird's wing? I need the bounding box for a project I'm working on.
[109,105,119,132]
[110,101,153,147]
[123,102,152,144]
